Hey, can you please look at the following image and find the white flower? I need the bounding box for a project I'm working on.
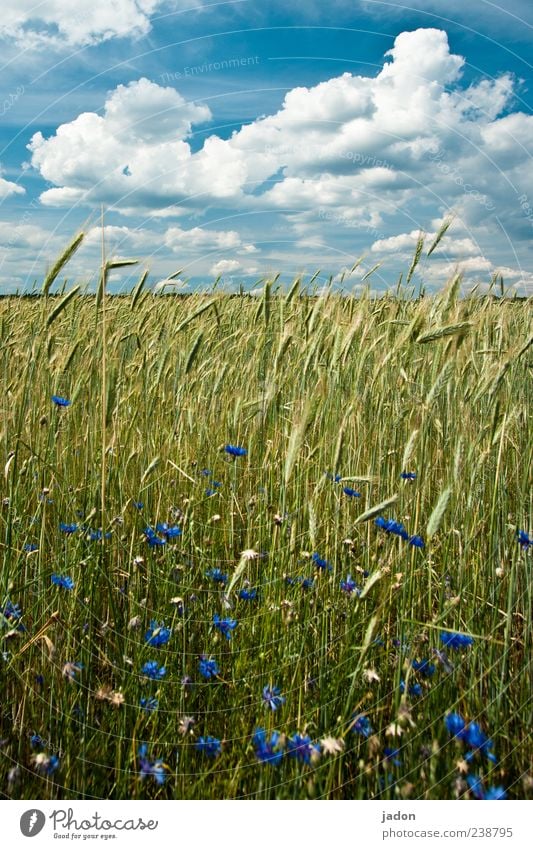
[320,736,345,755]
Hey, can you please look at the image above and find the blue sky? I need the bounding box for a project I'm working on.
[0,0,531,294]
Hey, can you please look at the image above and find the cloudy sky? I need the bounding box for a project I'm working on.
[0,0,531,294]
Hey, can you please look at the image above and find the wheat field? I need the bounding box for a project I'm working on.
[0,247,531,799]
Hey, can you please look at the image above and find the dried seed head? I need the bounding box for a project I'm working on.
[109,690,124,707]
[95,684,113,701]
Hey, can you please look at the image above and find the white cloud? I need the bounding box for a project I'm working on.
[164,226,242,252]
[0,174,24,200]
[84,223,255,258]
[0,221,52,247]
[210,259,242,276]
[0,1,201,48]
[371,229,481,259]
[153,277,190,293]
[28,78,212,211]
[439,255,493,274]
[30,28,528,224]
[25,27,533,280]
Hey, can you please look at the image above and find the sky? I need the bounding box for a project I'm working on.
[0,0,531,295]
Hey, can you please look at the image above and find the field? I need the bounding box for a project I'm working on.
[0,265,531,800]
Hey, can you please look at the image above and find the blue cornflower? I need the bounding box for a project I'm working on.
[238,588,257,600]
[412,659,436,677]
[138,744,167,785]
[196,736,222,757]
[463,722,487,749]
[30,734,44,750]
[1,600,22,620]
[374,517,409,539]
[252,728,284,766]
[205,568,228,585]
[466,775,506,801]
[444,712,466,738]
[156,523,182,539]
[464,723,497,763]
[24,543,39,552]
[213,614,237,641]
[400,680,422,697]
[340,574,360,595]
[52,395,71,407]
[51,574,74,590]
[466,774,484,799]
[144,620,171,647]
[262,685,285,711]
[326,472,342,482]
[33,752,60,775]
[87,529,112,542]
[383,747,402,766]
[205,488,217,496]
[139,697,159,713]
[301,577,314,589]
[200,468,212,477]
[141,660,166,680]
[287,734,320,764]
[343,486,361,498]
[59,522,78,535]
[400,472,417,480]
[224,444,247,457]
[351,714,373,737]
[143,527,166,547]
[198,656,219,679]
[46,755,60,775]
[133,501,144,510]
[409,535,425,548]
[484,786,507,800]
[312,552,332,572]
[440,631,474,650]
[517,530,531,549]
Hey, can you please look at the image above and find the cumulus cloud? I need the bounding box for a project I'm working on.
[0,1,201,48]
[84,222,255,256]
[29,29,529,223]
[210,259,242,276]
[371,229,481,259]
[0,173,24,200]
[153,277,190,293]
[25,27,533,282]
[28,78,212,210]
